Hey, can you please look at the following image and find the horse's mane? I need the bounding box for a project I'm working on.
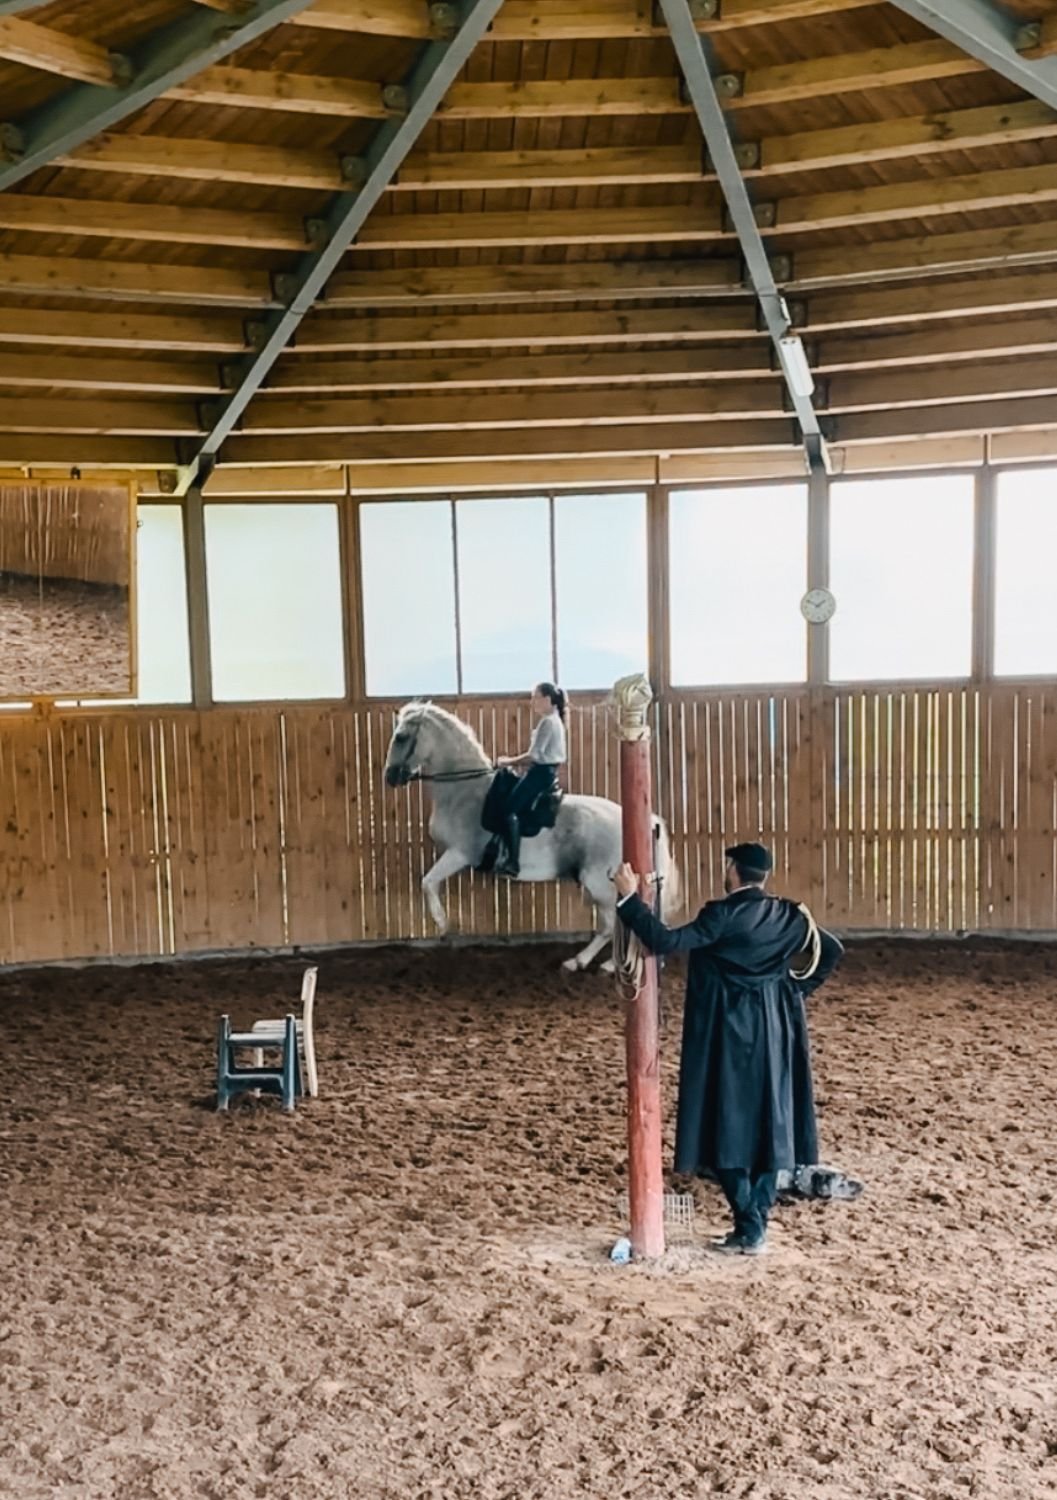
[397,701,491,766]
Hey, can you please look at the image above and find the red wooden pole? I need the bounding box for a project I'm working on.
[615,677,665,1260]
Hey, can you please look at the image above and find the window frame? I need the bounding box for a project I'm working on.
[990,459,1057,685]
[356,485,653,702]
[824,467,979,690]
[664,474,812,696]
[201,493,352,709]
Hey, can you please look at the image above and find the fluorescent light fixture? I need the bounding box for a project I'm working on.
[778,335,815,398]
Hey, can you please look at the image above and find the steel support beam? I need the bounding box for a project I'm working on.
[174,0,506,495]
[886,0,1057,111]
[0,0,323,192]
[657,0,829,472]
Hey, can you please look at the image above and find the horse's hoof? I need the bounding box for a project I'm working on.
[562,957,582,973]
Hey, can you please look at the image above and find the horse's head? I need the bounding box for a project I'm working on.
[384,701,492,788]
[384,702,432,786]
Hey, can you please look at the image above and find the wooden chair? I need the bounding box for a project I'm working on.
[249,966,319,1099]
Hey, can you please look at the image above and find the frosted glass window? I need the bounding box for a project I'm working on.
[669,484,808,686]
[68,504,191,707]
[360,501,457,696]
[456,497,551,693]
[554,492,648,689]
[830,475,973,681]
[136,505,191,704]
[995,467,1057,676]
[205,503,345,701]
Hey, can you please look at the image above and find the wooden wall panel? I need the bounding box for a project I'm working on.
[1,686,1056,965]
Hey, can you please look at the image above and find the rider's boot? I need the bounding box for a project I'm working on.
[497,814,521,877]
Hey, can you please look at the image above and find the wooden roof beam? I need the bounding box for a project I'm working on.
[167,65,392,116]
[81,103,1046,193]
[0,15,128,85]
[12,215,1057,314]
[806,268,1057,332]
[0,251,277,307]
[0,0,324,193]
[7,273,1057,358]
[829,356,1057,414]
[325,225,1057,305]
[60,134,706,191]
[0,437,177,467]
[0,352,221,392]
[792,219,1057,288]
[887,0,1057,112]
[291,305,760,353]
[161,40,987,122]
[837,396,1057,445]
[263,346,775,392]
[345,204,727,249]
[818,313,1057,371]
[0,192,305,248]
[14,359,1057,438]
[62,132,358,191]
[290,0,879,40]
[0,399,199,436]
[325,258,746,306]
[7,317,1057,397]
[235,382,790,433]
[772,163,1057,236]
[221,419,797,466]
[0,306,244,351]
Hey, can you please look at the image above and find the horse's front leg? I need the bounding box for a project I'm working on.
[422,848,470,935]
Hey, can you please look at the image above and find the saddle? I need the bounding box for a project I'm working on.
[477,767,563,871]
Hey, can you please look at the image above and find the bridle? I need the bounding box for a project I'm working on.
[387,714,494,785]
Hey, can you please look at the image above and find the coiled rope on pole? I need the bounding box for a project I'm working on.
[612,874,664,1002]
[613,907,649,1001]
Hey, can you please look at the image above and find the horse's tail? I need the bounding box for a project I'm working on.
[652,815,682,919]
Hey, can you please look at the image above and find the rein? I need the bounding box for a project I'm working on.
[406,767,494,784]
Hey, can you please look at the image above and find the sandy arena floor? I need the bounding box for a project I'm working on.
[1,939,1056,1499]
[0,575,129,697]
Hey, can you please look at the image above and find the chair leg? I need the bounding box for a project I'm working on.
[216,1015,231,1111]
[281,1015,297,1112]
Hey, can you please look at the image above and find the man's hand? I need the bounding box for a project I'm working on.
[612,862,639,899]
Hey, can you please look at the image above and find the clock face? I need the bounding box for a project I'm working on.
[800,588,836,624]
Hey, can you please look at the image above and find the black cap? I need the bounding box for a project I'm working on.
[725,842,773,875]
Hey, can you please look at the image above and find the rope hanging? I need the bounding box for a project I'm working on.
[790,901,822,981]
[613,914,650,1002]
[612,872,664,1003]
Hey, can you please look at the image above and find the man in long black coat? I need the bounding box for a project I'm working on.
[613,842,844,1256]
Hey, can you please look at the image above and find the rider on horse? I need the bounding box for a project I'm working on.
[495,682,568,877]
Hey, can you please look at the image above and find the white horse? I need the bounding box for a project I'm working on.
[383,701,680,972]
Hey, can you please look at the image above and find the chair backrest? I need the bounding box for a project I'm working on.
[300,966,319,1098]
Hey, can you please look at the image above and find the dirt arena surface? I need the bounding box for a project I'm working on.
[0,575,129,696]
[1,938,1056,1499]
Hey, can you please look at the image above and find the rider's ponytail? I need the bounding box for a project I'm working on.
[537,682,568,722]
